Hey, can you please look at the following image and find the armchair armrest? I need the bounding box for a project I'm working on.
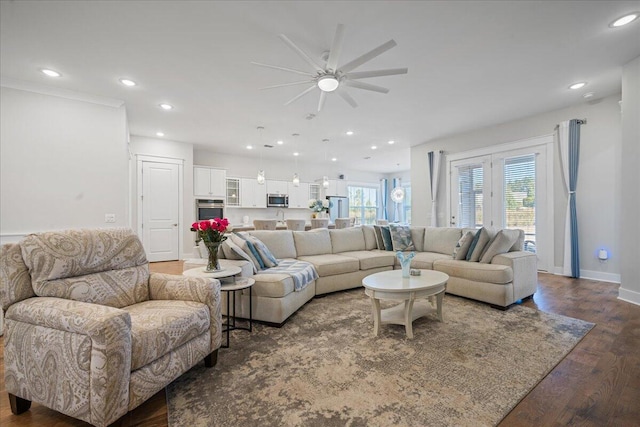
[4,297,131,426]
[492,251,538,301]
[148,273,222,352]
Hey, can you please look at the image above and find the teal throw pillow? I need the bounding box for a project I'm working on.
[380,226,394,251]
[465,228,484,261]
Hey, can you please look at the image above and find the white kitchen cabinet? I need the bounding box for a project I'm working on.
[266,180,288,195]
[226,178,241,207]
[320,179,348,198]
[309,183,320,201]
[287,182,310,208]
[194,167,226,198]
[240,178,267,208]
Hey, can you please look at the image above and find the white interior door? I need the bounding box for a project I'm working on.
[142,161,179,262]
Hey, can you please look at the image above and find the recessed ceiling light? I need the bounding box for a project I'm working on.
[119,78,136,87]
[610,12,639,27]
[371,145,377,150]
[246,145,253,150]
[156,132,164,137]
[159,103,173,110]
[346,131,354,136]
[41,69,61,77]
[331,157,337,162]
[569,82,587,90]
[583,92,595,99]
[388,140,395,145]
[293,152,299,156]
[277,140,284,145]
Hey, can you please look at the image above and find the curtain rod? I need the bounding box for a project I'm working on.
[554,119,587,130]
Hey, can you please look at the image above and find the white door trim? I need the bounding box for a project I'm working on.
[445,134,554,271]
[136,155,184,260]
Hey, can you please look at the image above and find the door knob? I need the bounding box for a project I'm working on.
[173,224,178,227]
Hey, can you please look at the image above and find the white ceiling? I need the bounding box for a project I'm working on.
[2,1,639,173]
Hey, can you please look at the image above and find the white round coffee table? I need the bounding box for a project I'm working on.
[362,269,449,339]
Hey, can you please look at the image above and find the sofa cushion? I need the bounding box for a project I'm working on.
[380,226,394,251]
[400,252,452,270]
[296,254,360,277]
[338,250,396,270]
[480,229,520,263]
[361,226,378,250]
[249,273,294,298]
[372,226,386,250]
[293,229,332,256]
[222,239,258,274]
[125,300,210,370]
[330,228,366,253]
[467,227,498,262]
[433,259,513,284]
[410,227,426,253]
[424,227,462,255]
[389,224,416,251]
[0,243,35,311]
[247,230,297,259]
[20,228,150,307]
[453,231,476,260]
[229,234,261,272]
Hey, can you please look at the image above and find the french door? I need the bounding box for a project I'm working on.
[448,136,552,271]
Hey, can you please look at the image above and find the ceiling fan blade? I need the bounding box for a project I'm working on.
[338,90,358,108]
[279,34,325,73]
[338,39,397,73]
[251,62,316,77]
[284,84,317,106]
[343,80,389,94]
[326,24,345,72]
[260,80,315,90]
[317,91,327,112]
[346,68,408,80]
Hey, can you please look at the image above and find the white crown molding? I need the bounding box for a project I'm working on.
[1,76,124,108]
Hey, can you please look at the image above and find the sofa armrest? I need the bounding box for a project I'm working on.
[5,297,131,426]
[148,273,222,352]
[491,251,538,300]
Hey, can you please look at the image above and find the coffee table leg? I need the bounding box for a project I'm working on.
[404,299,415,339]
[370,297,381,336]
[436,291,444,322]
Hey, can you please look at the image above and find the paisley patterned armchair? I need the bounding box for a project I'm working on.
[0,228,222,427]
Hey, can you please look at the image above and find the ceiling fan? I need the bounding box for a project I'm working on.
[252,24,408,112]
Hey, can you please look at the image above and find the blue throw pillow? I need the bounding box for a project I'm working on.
[234,232,265,269]
[465,227,484,261]
[380,226,394,251]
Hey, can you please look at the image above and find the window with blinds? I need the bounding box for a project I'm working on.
[457,164,484,228]
[504,154,536,252]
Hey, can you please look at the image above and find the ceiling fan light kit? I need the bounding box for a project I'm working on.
[254,24,408,112]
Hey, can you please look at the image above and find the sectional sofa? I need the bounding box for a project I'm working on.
[191,226,538,326]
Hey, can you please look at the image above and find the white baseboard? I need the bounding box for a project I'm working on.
[618,288,640,306]
[579,269,621,284]
[550,266,620,284]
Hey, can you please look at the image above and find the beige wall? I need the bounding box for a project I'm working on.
[0,86,129,242]
[619,56,640,305]
[412,94,622,280]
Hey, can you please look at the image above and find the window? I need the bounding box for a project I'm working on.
[348,185,379,225]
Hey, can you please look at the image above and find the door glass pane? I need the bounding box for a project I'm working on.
[504,154,536,253]
[457,164,484,228]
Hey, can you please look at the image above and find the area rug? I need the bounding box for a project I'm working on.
[166,289,594,427]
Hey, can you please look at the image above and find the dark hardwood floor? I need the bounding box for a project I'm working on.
[1,262,639,426]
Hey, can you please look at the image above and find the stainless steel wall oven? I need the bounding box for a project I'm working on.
[196,199,225,221]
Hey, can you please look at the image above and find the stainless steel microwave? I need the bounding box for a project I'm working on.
[267,194,288,208]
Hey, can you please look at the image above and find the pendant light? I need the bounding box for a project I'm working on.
[256,126,265,185]
[292,133,300,187]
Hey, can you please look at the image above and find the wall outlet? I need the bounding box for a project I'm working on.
[104,214,116,223]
